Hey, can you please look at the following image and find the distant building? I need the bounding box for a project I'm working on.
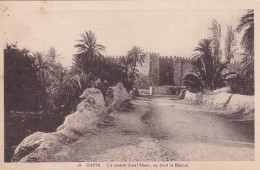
[106,52,194,86]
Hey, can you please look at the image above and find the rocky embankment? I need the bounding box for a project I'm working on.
[12,82,129,162]
[184,88,254,121]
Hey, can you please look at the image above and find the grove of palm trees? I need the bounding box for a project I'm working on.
[183,10,254,95]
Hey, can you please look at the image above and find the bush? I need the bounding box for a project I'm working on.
[134,73,155,89]
[4,44,46,112]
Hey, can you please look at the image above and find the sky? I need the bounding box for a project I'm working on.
[1,2,247,67]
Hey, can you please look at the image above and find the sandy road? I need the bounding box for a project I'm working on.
[54,95,254,161]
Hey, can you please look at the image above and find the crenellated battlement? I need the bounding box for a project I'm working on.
[105,53,193,61]
[145,52,160,56]
[105,55,126,59]
[159,56,193,61]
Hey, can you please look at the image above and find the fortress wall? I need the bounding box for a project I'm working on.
[173,57,194,85]
[158,57,174,85]
[149,53,160,85]
[105,53,194,86]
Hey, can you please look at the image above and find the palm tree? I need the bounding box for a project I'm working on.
[236,9,254,59]
[224,25,237,62]
[235,9,254,94]
[183,39,234,91]
[74,31,106,74]
[210,19,222,62]
[33,52,52,87]
[33,52,63,90]
[47,47,61,62]
[126,46,146,75]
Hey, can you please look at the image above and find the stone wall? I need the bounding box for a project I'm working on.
[149,86,179,95]
[184,90,254,120]
[12,83,129,162]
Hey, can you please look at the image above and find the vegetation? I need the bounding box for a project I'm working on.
[74,31,106,76]
[4,31,148,161]
[223,10,254,95]
[234,9,254,95]
[183,39,233,92]
[4,44,46,112]
[224,25,237,63]
[184,10,254,95]
[4,33,146,112]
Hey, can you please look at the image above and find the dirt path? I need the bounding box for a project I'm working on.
[54,96,254,161]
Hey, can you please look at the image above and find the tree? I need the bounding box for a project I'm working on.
[210,19,222,63]
[236,9,254,60]
[33,52,59,89]
[74,31,106,75]
[47,47,61,62]
[123,46,146,90]
[183,39,234,91]
[126,46,146,74]
[224,25,237,62]
[234,9,254,95]
[4,44,45,112]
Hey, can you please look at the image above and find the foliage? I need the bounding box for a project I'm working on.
[227,73,254,95]
[48,68,93,113]
[183,39,235,91]
[74,31,106,75]
[124,46,146,90]
[4,44,46,112]
[74,36,147,92]
[134,73,155,89]
[236,9,254,59]
[234,9,254,95]
[126,46,146,68]
[210,19,222,62]
[47,47,61,61]
[224,25,237,62]
[32,51,64,90]
[5,31,147,116]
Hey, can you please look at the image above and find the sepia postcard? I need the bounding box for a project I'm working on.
[0,0,259,170]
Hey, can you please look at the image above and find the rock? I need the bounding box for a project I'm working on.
[213,87,232,94]
[202,89,214,95]
[57,88,105,139]
[105,82,129,108]
[184,91,197,101]
[178,89,186,99]
[133,88,140,97]
[184,90,254,120]
[12,132,66,162]
[227,94,254,114]
[13,88,106,162]
[212,93,233,108]
[129,90,134,99]
[129,88,140,99]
